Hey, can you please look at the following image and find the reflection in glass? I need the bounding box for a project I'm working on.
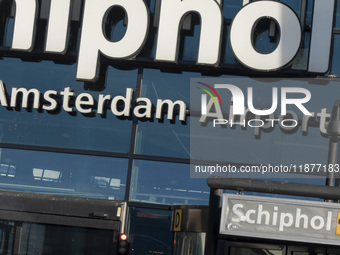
[252,18,280,54]
[128,207,172,255]
[0,221,114,255]
[331,35,340,75]
[130,160,209,205]
[0,148,128,200]
[0,221,14,255]
[141,69,196,105]
[335,0,340,29]
[135,118,190,158]
[0,58,136,153]
[135,69,196,158]
[222,0,243,20]
[173,232,206,255]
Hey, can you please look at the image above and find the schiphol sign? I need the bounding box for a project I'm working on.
[5,0,336,82]
[220,194,340,245]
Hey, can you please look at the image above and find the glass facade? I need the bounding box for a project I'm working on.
[0,0,338,254]
[0,220,115,255]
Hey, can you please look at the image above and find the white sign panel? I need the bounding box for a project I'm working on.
[220,194,340,245]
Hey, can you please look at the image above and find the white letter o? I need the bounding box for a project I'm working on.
[230,1,301,71]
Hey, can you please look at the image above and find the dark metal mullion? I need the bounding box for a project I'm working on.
[0,210,120,230]
[300,0,307,30]
[124,68,143,202]
[127,201,171,210]
[132,154,190,164]
[0,143,192,163]
[0,142,130,159]
[0,141,194,167]
[12,222,22,255]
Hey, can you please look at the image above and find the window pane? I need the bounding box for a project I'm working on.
[0,221,114,255]
[130,160,209,205]
[135,69,196,158]
[0,221,14,255]
[0,148,128,200]
[335,0,340,28]
[140,69,193,105]
[331,35,340,75]
[127,207,172,255]
[135,118,190,158]
[173,232,206,255]
[222,0,243,20]
[190,78,338,180]
[0,58,136,153]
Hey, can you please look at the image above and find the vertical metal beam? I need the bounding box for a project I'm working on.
[300,0,307,27]
[124,67,143,202]
[12,222,22,255]
[326,140,336,187]
[308,0,335,73]
[204,188,222,255]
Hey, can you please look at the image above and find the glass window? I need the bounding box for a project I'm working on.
[190,78,339,183]
[335,0,340,28]
[220,26,238,65]
[127,207,172,255]
[0,148,128,200]
[130,160,210,205]
[173,232,206,255]
[331,35,340,75]
[0,220,114,255]
[0,220,14,255]
[291,32,310,70]
[135,117,190,158]
[139,69,194,105]
[222,0,243,20]
[305,0,314,26]
[135,69,197,158]
[178,15,201,62]
[0,58,137,153]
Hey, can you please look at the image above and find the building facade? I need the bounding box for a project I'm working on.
[0,0,339,254]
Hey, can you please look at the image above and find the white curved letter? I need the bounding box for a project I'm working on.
[230,1,301,71]
[155,0,222,65]
[77,0,149,81]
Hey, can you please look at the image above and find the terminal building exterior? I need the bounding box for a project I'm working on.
[0,0,338,254]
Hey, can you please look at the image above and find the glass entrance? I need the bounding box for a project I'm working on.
[0,190,123,255]
[0,221,115,255]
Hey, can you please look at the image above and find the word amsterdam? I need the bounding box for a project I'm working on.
[0,81,187,121]
[4,0,335,81]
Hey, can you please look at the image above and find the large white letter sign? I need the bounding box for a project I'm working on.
[76,0,149,81]
[230,1,301,71]
[308,0,335,73]
[155,0,222,65]
[45,0,72,53]
[12,0,37,51]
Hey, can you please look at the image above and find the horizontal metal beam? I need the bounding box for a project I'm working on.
[0,189,122,220]
[207,177,340,200]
